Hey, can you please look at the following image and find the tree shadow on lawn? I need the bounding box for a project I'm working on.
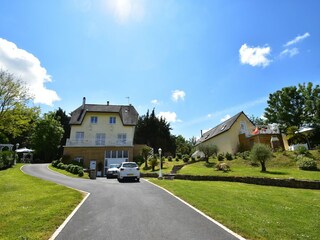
[261,170,288,176]
[204,162,216,168]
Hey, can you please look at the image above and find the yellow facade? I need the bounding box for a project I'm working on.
[69,112,135,145]
[201,114,255,154]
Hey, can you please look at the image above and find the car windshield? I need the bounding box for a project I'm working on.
[109,164,119,168]
[122,163,137,168]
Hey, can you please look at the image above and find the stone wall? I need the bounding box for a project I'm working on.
[141,173,320,190]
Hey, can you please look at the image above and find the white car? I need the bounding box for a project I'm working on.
[117,162,140,182]
[106,164,120,178]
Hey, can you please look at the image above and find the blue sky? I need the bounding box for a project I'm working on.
[0,0,319,139]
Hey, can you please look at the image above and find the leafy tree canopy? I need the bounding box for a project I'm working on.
[0,70,39,144]
[31,112,64,162]
[264,82,320,131]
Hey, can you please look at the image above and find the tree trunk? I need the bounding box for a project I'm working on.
[261,161,267,172]
[144,158,148,169]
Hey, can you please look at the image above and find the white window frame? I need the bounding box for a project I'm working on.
[109,116,116,124]
[91,116,98,124]
[75,132,84,143]
[117,133,127,145]
[95,133,106,146]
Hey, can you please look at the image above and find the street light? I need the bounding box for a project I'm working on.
[158,148,162,179]
[15,143,19,165]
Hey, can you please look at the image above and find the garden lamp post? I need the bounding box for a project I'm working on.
[15,143,19,165]
[158,148,162,179]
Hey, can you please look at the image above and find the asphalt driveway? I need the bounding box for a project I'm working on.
[22,164,243,240]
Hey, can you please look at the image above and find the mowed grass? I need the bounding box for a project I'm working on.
[0,164,83,240]
[150,179,320,240]
[179,151,320,181]
[140,159,186,174]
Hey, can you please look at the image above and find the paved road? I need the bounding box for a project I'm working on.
[22,164,243,240]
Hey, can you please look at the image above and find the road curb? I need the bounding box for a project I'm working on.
[145,179,246,240]
[20,165,91,240]
[49,190,90,240]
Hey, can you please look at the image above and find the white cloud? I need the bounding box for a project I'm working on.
[239,44,272,67]
[157,111,178,123]
[280,48,299,58]
[172,90,186,102]
[151,99,159,105]
[284,32,310,47]
[220,114,231,122]
[0,38,60,106]
[104,0,145,23]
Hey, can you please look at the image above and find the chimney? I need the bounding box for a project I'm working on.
[82,97,86,109]
[107,101,109,106]
[201,130,203,137]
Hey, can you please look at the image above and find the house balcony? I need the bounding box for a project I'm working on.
[65,138,133,147]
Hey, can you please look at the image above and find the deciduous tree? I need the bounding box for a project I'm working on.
[198,144,218,163]
[0,70,39,143]
[250,143,272,172]
[31,113,64,162]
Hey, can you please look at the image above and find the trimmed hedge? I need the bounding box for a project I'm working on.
[0,151,14,170]
[52,160,84,177]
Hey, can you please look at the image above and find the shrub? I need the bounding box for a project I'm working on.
[217,153,224,161]
[296,157,318,171]
[168,156,173,162]
[237,151,251,160]
[191,156,196,162]
[182,154,189,163]
[216,162,230,172]
[133,155,144,165]
[176,153,182,160]
[225,152,233,160]
[52,160,61,168]
[148,156,158,171]
[57,162,64,169]
[78,170,84,177]
[0,151,14,170]
[295,146,308,155]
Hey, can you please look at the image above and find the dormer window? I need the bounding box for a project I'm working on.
[91,116,98,124]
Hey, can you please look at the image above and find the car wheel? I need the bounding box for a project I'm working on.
[136,178,140,182]
[117,178,122,182]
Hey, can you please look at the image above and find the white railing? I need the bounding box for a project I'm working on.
[65,138,133,147]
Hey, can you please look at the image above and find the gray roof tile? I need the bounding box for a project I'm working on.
[197,111,251,145]
[69,104,139,126]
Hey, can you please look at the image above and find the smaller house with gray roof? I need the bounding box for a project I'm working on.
[197,112,255,154]
[63,97,139,176]
[196,111,288,154]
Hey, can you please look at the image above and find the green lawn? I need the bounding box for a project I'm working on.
[140,158,186,174]
[179,159,320,180]
[142,151,320,181]
[150,179,320,240]
[0,164,83,240]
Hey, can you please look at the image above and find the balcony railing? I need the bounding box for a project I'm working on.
[65,138,133,147]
